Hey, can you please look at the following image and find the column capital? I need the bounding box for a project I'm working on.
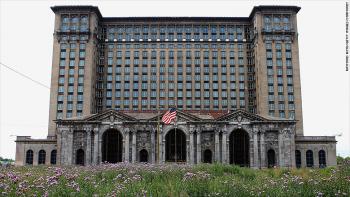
[150,126,156,133]
[282,128,292,134]
[93,127,99,134]
[124,127,130,134]
[252,126,259,134]
[189,126,195,134]
[132,129,137,135]
[196,127,202,134]
[279,129,285,134]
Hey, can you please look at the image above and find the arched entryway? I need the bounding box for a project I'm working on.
[267,149,276,168]
[203,149,212,163]
[102,129,123,163]
[139,149,148,162]
[76,149,84,165]
[165,129,186,162]
[229,129,249,167]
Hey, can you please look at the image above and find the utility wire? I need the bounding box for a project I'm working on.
[0,62,50,89]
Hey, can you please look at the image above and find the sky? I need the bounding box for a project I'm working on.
[0,0,349,160]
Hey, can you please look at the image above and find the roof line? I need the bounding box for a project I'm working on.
[51,5,301,21]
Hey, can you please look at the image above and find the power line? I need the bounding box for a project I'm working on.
[0,62,50,89]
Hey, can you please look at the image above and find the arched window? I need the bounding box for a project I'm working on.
[319,150,326,168]
[25,150,33,165]
[38,150,46,165]
[50,150,57,165]
[295,150,301,168]
[306,150,314,167]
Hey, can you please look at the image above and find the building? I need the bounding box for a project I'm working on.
[15,5,336,168]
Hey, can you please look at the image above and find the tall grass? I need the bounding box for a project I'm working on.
[0,163,349,196]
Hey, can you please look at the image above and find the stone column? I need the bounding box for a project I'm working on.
[278,130,284,167]
[196,130,201,164]
[189,129,194,164]
[253,128,259,168]
[314,149,319,168]
[301,150,306,168]
[260,131,266,168]
[290,130,296,168]
[93,128,99,165]
[132,130,137,163]
[124,129,130,162]
[150,128,155,164]
[221,130,227,164]
[67,128,74,165]
[215,130,220,162]
[56,128,65,165]
[85,128,92,165]
[161,131,165,163]
[186,131,189,164]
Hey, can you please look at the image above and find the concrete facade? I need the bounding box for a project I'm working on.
[16,109,336,168]
[15,5,337,168]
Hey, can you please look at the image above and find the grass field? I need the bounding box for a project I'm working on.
[1,162,349,196]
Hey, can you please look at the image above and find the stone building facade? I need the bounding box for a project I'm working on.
[15,5,337,168]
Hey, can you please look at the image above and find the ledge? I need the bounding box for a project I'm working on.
[295,136,336,143]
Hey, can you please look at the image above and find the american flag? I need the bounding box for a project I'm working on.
[161,108,177,124]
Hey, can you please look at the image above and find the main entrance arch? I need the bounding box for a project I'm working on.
[102,129,123,163]
[229,129,250,167]
[165,129,186,162]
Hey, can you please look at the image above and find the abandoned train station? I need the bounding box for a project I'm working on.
[15,5,337,168]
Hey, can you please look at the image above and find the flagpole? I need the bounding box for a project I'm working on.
[157,107,160,164]
[174,113,177,163]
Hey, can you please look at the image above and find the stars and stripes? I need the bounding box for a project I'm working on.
[161,108,177,124]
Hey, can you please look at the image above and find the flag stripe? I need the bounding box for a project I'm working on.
[162,108,176,124]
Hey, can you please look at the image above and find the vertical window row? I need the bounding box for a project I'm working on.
[275,42,285,118]
[76,43,86,117]
[57,43,67,119]
[285,43,295,119]
[266,42,275,117]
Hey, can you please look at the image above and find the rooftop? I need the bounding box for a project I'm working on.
[51,5,301,21]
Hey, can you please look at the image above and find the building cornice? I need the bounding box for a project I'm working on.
[51,5,301,22]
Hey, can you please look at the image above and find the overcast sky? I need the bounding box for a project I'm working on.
[0,0,349,159]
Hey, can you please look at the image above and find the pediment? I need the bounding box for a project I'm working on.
[215,109,267,122]
[148,110,202,122]
[84,109,136,122]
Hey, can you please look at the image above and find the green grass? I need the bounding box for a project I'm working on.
[0,163,349,196]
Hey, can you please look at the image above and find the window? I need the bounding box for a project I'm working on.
[79,51,85,58]
[25,150,34,165]
[38,150,46,164]
[69,60,75,67]
[50,150,57,165]
[295,150,301,168]
[59,60,66,67]
[306,150,314,167]
[319,150,326,168]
